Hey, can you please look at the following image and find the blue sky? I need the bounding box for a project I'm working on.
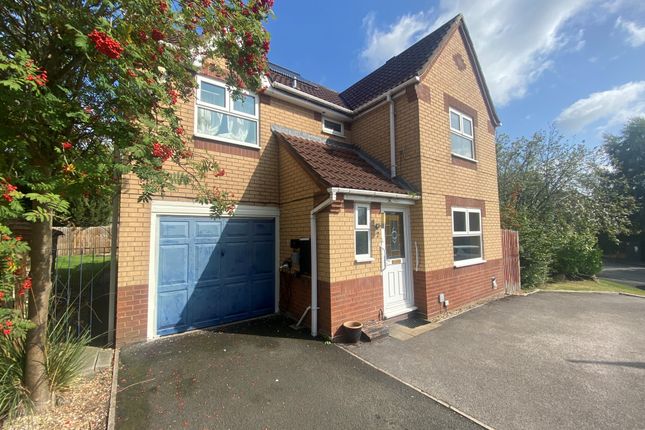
[265,0,645,147]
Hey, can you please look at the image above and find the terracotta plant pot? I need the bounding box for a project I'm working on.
[343,321,363,343]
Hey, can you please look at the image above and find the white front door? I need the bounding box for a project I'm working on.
[381,207,414,317]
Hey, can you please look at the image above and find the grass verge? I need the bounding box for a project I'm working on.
[539,278,645,296]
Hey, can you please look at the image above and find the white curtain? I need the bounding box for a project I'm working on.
[198,108,256,144]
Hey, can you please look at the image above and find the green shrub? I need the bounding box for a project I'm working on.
[518,221,554,288]
[553,233,603,279]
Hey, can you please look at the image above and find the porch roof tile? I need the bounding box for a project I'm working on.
[275,130,410,195]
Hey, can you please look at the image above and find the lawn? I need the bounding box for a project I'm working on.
[540,278,645,296]
[54,253,111,270]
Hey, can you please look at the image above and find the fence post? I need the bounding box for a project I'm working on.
[107,183,121,346]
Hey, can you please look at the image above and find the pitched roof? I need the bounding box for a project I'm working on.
[274,128,410,195]
[268,63,350,109]
[267,14,500,126]
[339,15,461,110]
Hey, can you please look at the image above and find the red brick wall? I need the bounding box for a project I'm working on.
[414,258,504,319]
[280,273,384,339]
[280,274,331,336]
[328,275,383,337]
[116,284,148,346]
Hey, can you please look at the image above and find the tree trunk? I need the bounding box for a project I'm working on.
[24,213,53,411]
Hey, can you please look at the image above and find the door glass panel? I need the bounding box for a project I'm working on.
[385,212,405,259]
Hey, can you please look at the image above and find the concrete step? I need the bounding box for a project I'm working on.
[362,320,389,341]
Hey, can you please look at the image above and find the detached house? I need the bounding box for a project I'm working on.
[115,14,504,345]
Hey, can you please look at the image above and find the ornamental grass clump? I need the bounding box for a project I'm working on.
[0,304,90,419]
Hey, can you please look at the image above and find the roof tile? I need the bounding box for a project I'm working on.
[339,15,460,109]
[275,131,409,195]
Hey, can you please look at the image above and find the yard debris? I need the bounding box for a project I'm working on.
[3,368,111,430]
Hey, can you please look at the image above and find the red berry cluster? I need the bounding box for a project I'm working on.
[61,141,73,150]
[151,29,165,42]
[18,277,32,297]
[88,29,124,59]
[168,89,179,104]
[1,180,17,203]
[152,142,174,162]
[26,68,48,87]
[0,320,13,337]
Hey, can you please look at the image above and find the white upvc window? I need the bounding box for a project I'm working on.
[355,203,371,261]
[322,117,344,137]
[452,208,484,266]
[449,108,475,160]
[195,75,259,148]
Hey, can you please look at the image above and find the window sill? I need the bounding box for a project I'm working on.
[322,129,345,138]
[454,258,486,268]
[193,132,260,150]
[451,153,478,163]
[355,257,375,264]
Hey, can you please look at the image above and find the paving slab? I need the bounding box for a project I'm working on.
[80,346,113,376]
[347,293,645,430]
[116,316,479,430]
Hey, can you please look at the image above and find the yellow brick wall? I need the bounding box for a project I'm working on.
[278,144,324,262]
[118,74,350,289]
[417,28,502,271]
[327,204,383,283]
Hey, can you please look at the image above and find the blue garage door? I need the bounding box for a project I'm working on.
[156,216,275,336]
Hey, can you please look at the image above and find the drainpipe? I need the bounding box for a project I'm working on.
[310,190,336,337]
[387,94,396,178]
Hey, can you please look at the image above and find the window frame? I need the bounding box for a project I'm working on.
[451,207,484,267]
[354,203,372,262]
[194,75,260,149]
[449,108,475,161]
[322,116,345,137]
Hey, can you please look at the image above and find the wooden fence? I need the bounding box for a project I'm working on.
[501,229,521,294]
[54,225,112,254]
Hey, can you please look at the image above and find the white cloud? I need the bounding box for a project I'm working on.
[360,11,434,70]
[359,0,597,106]
[615,17,645,46]
[555,81,645,132]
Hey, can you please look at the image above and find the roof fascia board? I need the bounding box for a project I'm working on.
[458,23,501,126]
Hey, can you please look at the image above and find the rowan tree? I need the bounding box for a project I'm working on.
[0,0,273,411]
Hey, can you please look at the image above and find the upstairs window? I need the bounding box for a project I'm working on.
[195,76,259,148]
[355,204,371,260]
[322,117,344,137]
[449,108,474,160]
[452,208,482,265]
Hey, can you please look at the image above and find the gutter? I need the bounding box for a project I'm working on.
[271,81,354,115]
[309,190,336,337]
[328,187,419,201]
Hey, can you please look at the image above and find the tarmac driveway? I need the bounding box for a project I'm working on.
[599,261,645,288]
[116,316,478,429]
[347,292,645,430]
